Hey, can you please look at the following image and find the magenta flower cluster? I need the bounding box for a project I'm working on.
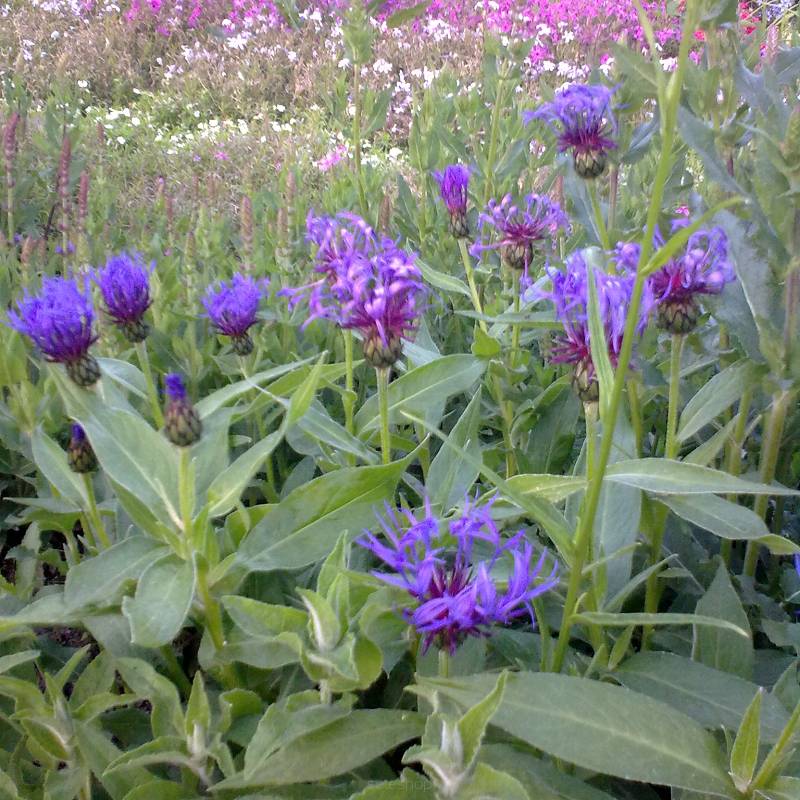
[358,497,558,654]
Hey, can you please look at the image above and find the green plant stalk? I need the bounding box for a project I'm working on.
[5,172,13,245]
[751,696,800,792]
[377,367,392,465]
[721,386,754,566]
[83,474,110,549]
[136,341,165,429]
[589,182,611,251]
[159,645,192,698]
[643,334,683,647]
[459,239,516,475]
[195,561,237,689]
[458,239,487,332]
[584,403,599,482]
[549,0,696,673]
[628,378,643,455]
[482,64,509,207]
[352,64,368,219]
[532,596,551,672]
[343,330,356,466]
[510,271,521,370]
[178,447,194,556]
[438,647,450,679]
[743,389,793,577]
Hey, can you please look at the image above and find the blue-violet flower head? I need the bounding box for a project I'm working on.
[358,497,558,654]
[433,164,471,238]
[203,273,268,355]
[95,251,153,342]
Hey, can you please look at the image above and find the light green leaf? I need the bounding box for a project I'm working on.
[64,537,169,611]
[31,427,88,508]
[585,253,614,419]
[504,474,586,503]
[730,688,761,792]
[287,353,327,427]
[355,355,485,435]
[677,360,764,442]
[414,672,733,795]
[605,459,799,495]
[237,454,412,573]
[615,652,789,742]
[121,555,196,648]
[417,258,471,298]
[659,494,769,541]
[572,611,750,639]
[694,562,753,679]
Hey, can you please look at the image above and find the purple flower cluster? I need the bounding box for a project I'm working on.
[536,248,652,401]
[527,84,617,179]
[471,194,569,276]
[203,273,269,355]
[358,497,558,654]
[433,164,471,238]
[285,211,426,368]
[647,223,735,334]
[8,276,100,387]
[94,251,153,343]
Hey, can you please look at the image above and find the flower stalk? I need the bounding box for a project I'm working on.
[377,366,391,465]
[136,341,164,429]
[352,64,368,218]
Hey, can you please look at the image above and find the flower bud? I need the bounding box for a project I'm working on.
[164,373,202,447]
[65,354,102,387]
[363,333,403,369]
[67,423,97,473]
[656,296,700,335]
[573,148,608,180]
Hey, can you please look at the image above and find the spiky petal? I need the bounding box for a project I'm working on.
[471,194,569,274]
[94,251,153,343]
[526,84,617,179]
[433,164,471,238]
[202,273,268,355]
[8,276,99,386]
[358,497,558,654]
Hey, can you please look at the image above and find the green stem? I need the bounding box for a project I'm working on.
[5,173,13,244]
[343,330,356,458]
[159,645,192,698]
[584,403,598,482]
[743,390,793,577]
[178,447,194,556]
[532,596,550,672]
[643,334,684,648]
[551,0,696,673]
[510,271,521,370]
[458,238,486,331]
[438,648,450,679]
[352,64,368,218]
[482,66,509,207]
[721,386,753,566]
[589,182,610,251]
[751,697,800,791]
[628,378,643,455]
[136,341,165,429]
[377,367,391,465]
[195,561,237,689]
[83,474,110,549]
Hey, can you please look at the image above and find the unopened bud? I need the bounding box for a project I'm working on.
[68,423,97,473]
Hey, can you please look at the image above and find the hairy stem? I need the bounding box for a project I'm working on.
[377,367,392,465]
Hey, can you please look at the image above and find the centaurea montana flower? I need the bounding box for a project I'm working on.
[536,248,653,402]
[94,251,153,343]
[8,276,100,387]
[526,84,617,179]
[644,222,735,334]
[202,273,269,355]
[358,497,558,654]
[471,193,569,275]
[284,212,426,368]
[433,164,471,238]
[163,373,202,447]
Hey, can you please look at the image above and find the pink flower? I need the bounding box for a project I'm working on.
[315,145,348,172]
[214,150,230,161]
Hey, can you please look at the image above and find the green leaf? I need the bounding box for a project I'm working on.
[195,358,314,418]
[0,650,39,675]
[572,611,750,639]
[349,771,436,799]
[31,427,87,508]
[237,454,412,572]
[730,689,762,792]
[97,357,147,399]
[504,474,586,503]
[615,653,789,742]
[585,254,615,419]
[296,401,378,463]
[206,426,285,517]
[115,658,184,738]
[121,555,196,648]
[604,459,799,495]
[222,596,307,637]
[658,494,770,540]
[459,671,508,768]
[287,353,327,427]
[216,710,425,789]
[416,259,471,298]
[677,360,764,442]
[64,537,169,611]
[355,355,485,435]
[387,0,432,27]
[694,562,753,679]
[185,671,211,738]
[460,763,531,800]
[414,672,733,795]
[427,390,483,509]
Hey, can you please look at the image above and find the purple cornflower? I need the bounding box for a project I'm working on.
[358,497,558,654]
[94,251,153,343]
[646,222,735,334]
[163,373,202,447]
[536,248,652,402]
[8,276,100,387]
[202,273,268,356]
[526,84,617,179]
[284,211,425,368]
[471,194,569,276]
[433,164,471,238]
